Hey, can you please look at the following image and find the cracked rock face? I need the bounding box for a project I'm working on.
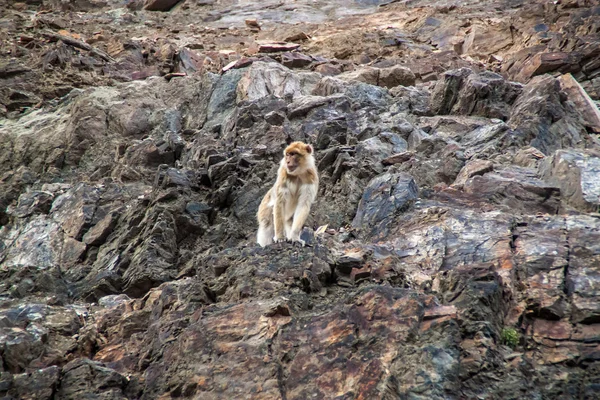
[1,0,600,399]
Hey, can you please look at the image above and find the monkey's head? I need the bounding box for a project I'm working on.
[284,141,314,176]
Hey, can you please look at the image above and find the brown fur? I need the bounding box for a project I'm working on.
[256,142,319,246]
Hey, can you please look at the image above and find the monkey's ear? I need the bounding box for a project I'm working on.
[306,144,313,154]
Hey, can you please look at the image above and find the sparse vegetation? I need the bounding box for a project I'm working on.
[501,327,520,348]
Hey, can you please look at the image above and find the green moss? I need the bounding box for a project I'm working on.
[501,327,519,348]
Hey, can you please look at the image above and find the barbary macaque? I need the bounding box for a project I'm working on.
[256,141,319,247]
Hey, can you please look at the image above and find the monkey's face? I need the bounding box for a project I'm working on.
[284,142,313,175]
[285,151,302,174]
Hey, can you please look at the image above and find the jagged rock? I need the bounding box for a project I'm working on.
[337,66,379,86]
[9,366,60,400]
[82,211,119,246]
[382,151,414,165]
[352,172,418,238]
[314,63,342,76]
[50,183,100,240]
[1,3,600,397]
[257,41,301,53]
[390,85,431,115]
[508,74,589,155]
[430,68,523,120]
[513,146,546,168]
[143,0,182,12]
[236,61,320,102]
[9,191,54,218]
[558,73,600,133]
[566,216,600,324]
[356,132,408,173]
[462,166,561,214]
[514,52,580,82]
[57,358,129,399]
[281,52,313,68]
[378,64,416,88]
[287,95,329,119]
[540,149,600,212]
[453,159,494,187]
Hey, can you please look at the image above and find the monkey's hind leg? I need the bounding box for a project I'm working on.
[257,188,275,247]
[257,222,274,247]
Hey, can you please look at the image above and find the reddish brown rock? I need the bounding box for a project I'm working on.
[257,41,301,53]
[452,159,493,187]
[281,52,313,68]
[143,0,182,11]
[378,65,416,88]
[314,63,342,76]
[515,52,580,82]
[382,151,414,165]
[558,73,600,133]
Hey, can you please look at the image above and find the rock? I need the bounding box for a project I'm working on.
[453,159,494,187]
[540,149,600,212]
[337,67,379,86]
[57,358,129,400]
[356,133,408,173]
[50,184,100,240]
[352,172,418,238]
[558,73,600,133]
[513,146,545,168]
[9,191,54,218]
[430,68,523,120]
[287,95,329,119]
[264,110,285,125]
[378,65,416,88]
[390,85,431,115]
[382,151,414,165]
[82,211,119,246]
[429,67,473,115]
[143,0,182,11]
[245,18,260,30]
[1,3,600,398]
[0,216,64,270]
[237,61,320,102]
[508,74,589,155]
[514,52,580,82]
[281,52,313,68]
[462,166,561,215]
[567,216,600,323]
[176,48,205,74]
[314,63,342,76]
[10,366,60,400]
[256,41,301,53]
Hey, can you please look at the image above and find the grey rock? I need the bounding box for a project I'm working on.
[540,149,600,212]
[352,172,418,237]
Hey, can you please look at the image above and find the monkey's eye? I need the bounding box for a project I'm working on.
[287,152,297,156]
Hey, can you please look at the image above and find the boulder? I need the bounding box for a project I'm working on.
[540,149,600,212]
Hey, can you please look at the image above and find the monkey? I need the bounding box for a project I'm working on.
[256,141,319,247]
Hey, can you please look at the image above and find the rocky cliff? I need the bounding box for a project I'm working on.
[1,0,599,399]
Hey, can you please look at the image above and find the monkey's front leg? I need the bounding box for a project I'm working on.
[273,194,286,243]
[289,201,311,246]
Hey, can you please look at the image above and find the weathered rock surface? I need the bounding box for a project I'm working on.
[1,0,600,399]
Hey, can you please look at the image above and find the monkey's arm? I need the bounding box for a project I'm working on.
[289,184,317,243]
[273,188,287,242]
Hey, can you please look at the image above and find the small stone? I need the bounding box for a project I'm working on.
[257,41,301,53]
[453,159,494,187]
[281,52,312,68]
[143,0,182,11]
[314,63,342,76]
[379,65,416,88]
[382,151,414,165]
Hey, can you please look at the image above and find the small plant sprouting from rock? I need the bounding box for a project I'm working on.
[501,327,519,348]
